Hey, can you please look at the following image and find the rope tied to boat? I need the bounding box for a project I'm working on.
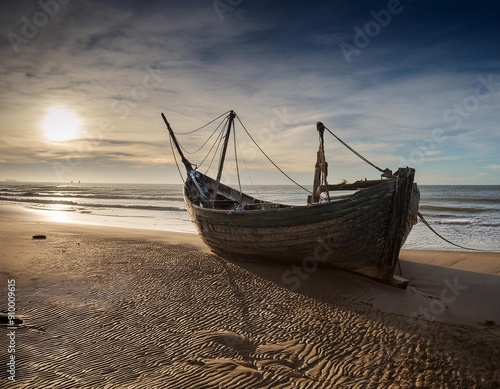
[167,111,395,197]
[417,211,488,252]
[235,113,313,195]
[322,124,393,178]
[174,110,232,135]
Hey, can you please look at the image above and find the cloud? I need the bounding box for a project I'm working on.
[1,1,499,183]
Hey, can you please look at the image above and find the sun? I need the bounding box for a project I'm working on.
[42,107,81,142]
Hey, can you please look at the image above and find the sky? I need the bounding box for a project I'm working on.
[1,0,499,185]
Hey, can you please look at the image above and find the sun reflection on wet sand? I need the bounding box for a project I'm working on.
[46,210,72,223]
[28,206,82,224]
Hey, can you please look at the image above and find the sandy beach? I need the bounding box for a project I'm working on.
[1,205,499,388]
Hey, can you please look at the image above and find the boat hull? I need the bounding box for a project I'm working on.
[184,168,420,287]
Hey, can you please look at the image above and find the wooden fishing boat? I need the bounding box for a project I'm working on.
[162,111,420,288]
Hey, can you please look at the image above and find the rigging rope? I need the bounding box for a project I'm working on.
[417,212,486,252]
[175,110,231,135]
[194,116,227,169]
[169,133,184,181]
[235,113,313,195]
[233,125,243,201]
[236,134,261,200]
[323,125,392,177]
[180,116,228,155]
[203,123,227,174]
[169,111,387,196]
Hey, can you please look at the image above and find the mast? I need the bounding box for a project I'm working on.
[310,122,329,203]
[210,110,235,204]
[161,113,193,172]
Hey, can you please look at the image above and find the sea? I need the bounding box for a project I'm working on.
[0,182,499,252]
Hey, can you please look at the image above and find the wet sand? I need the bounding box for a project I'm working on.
[1,206,499,388]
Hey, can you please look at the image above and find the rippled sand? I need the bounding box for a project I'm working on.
[1,208,499,388]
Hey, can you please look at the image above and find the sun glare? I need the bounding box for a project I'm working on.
[42,107,81,142]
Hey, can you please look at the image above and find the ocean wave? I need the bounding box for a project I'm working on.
[0,191,185,202]
[0,196,184,212]
[433,219,500,227]
[420,205,487,213]
[423,197,500,205]
[435,219,473,226]
[478,223,500,227]
[0,188,29,193]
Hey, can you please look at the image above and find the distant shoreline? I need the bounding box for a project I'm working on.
[2,180,500,186]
